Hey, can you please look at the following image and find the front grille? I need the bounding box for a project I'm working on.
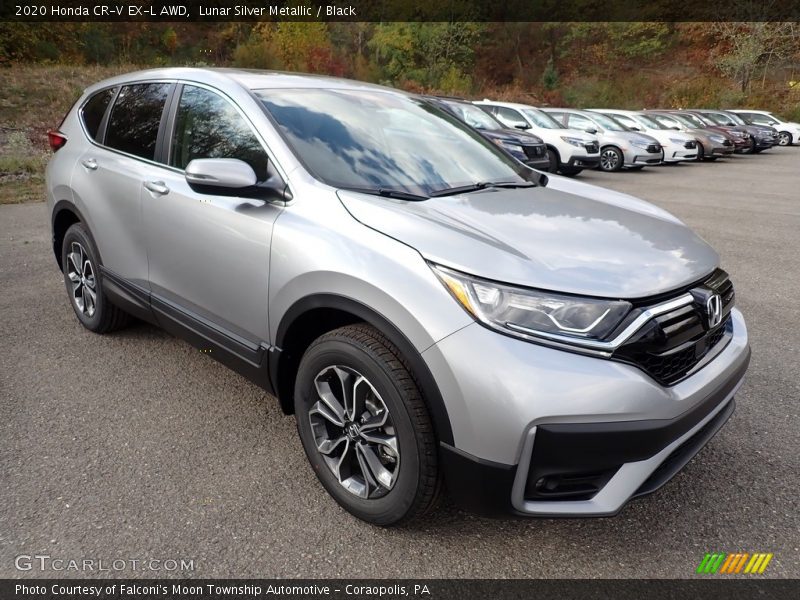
[585,142,599,153]
[684,140,697,149]
[612,270,735,386]
[646,143,661,153]
[523,144,545,158]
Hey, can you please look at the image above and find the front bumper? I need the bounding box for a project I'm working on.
[663,144,697,161]
[426,308,750,517]
[565,155,600,168]
[524,157,551,171]
[622,146,663,166]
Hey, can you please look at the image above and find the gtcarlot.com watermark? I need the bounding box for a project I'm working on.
[15,554,195,572]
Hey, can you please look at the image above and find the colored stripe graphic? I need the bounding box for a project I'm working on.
[704,552,773,575]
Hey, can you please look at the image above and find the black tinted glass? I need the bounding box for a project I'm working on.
[106,83,170,160]
[170,86,268,181]
[81,88,115,141]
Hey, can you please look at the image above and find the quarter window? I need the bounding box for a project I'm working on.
[170,85,269,181]
[106,83,171,160]
[81,88,115,141]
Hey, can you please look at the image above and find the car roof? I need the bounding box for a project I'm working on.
[83,67,399,96]
[476,100,539,110]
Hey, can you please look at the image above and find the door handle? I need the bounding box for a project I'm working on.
[144,180,169,195]
[81,158,98,171]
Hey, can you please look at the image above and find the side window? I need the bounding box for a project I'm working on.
[170,85,269,182]
[81,88,115,141]
[567,114,595,131]
[547,111,567,125]
[106,83,171,160]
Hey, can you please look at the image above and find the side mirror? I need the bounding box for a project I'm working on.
[185,158,257,189]
[513,122,531,130]
[670,126,680,130]
[585,127,598,134]
[629,126,641,131]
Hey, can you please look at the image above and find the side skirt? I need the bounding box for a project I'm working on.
[100,266,277,395]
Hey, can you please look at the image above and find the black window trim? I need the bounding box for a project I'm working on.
[75,78,289,191]
[78,78,176,169]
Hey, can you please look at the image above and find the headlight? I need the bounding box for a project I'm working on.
[495,139,524,154]
[709,134,725,143]
[730,130,746,138]
[431,264,632,347]
[669,137,687,144]
[631,139,655,149]
[560,136,587,147]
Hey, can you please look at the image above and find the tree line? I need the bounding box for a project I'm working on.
[2,22,799,116]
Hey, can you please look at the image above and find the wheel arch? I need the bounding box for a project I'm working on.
[273,293,454,446]
[52,200,91,271]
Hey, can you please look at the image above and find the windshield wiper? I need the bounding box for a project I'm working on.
[339,186,428,201]
[429,180,536,197]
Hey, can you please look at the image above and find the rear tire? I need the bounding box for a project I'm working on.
[294,324,441,526]
[61,223,130,334]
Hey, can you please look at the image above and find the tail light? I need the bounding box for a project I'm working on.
[47,130,67,152]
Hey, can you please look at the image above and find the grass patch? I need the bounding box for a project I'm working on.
[0,64,139,205]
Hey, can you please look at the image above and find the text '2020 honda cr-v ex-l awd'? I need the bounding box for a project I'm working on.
[45,69,750,526]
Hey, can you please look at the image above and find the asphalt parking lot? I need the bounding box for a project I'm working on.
[1,149,799,579]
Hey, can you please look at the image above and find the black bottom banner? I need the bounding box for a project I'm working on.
[2,579,799,600]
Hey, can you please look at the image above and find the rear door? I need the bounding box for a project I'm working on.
[72,82,173,287]
[141,83,283,347]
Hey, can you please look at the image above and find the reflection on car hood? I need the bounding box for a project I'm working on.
[338,180,719,299]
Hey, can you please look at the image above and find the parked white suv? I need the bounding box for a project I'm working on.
[475,100,600,176]
[588,109,698,162]
[727,110,800,146]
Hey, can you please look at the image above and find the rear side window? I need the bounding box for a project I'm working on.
[81,88,115,140]
[106,83,171,160]
[169,85,269,181]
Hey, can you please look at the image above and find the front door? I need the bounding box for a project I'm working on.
[142,84,282,348]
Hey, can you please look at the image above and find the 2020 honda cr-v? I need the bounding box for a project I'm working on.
[46,69,750,525]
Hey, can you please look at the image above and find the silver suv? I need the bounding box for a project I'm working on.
[46,69,751,525]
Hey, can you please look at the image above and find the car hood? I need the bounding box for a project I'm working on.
[338,180,719,299]
[481,129,544,146]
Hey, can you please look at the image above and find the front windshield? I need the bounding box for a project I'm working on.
[704,112,733,126]
[650,114,683,129]
[441,100,503,130]
[635,113,668,130]
[691,112,716,126]
[521,108,565,129]
[257,88,529,197]
[679,113,707,128]
[587,112,627,131]
[724,112,746,126]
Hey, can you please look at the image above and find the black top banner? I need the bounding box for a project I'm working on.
[4,0,800,22]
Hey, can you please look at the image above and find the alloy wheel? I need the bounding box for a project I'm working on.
[600,149,620,171]
[778,132,791,146]
[66,241,96,318]
[309,365,400,499]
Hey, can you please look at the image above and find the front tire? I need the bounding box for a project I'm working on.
[599,146,623,172]
[61,223,130,333]
[778,131,793,146]
[546,148,559,173]
[294,324,441,526]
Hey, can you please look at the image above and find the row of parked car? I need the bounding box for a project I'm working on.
[426,96,800,176]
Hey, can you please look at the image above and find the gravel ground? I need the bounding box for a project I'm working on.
[1,148,798,579]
